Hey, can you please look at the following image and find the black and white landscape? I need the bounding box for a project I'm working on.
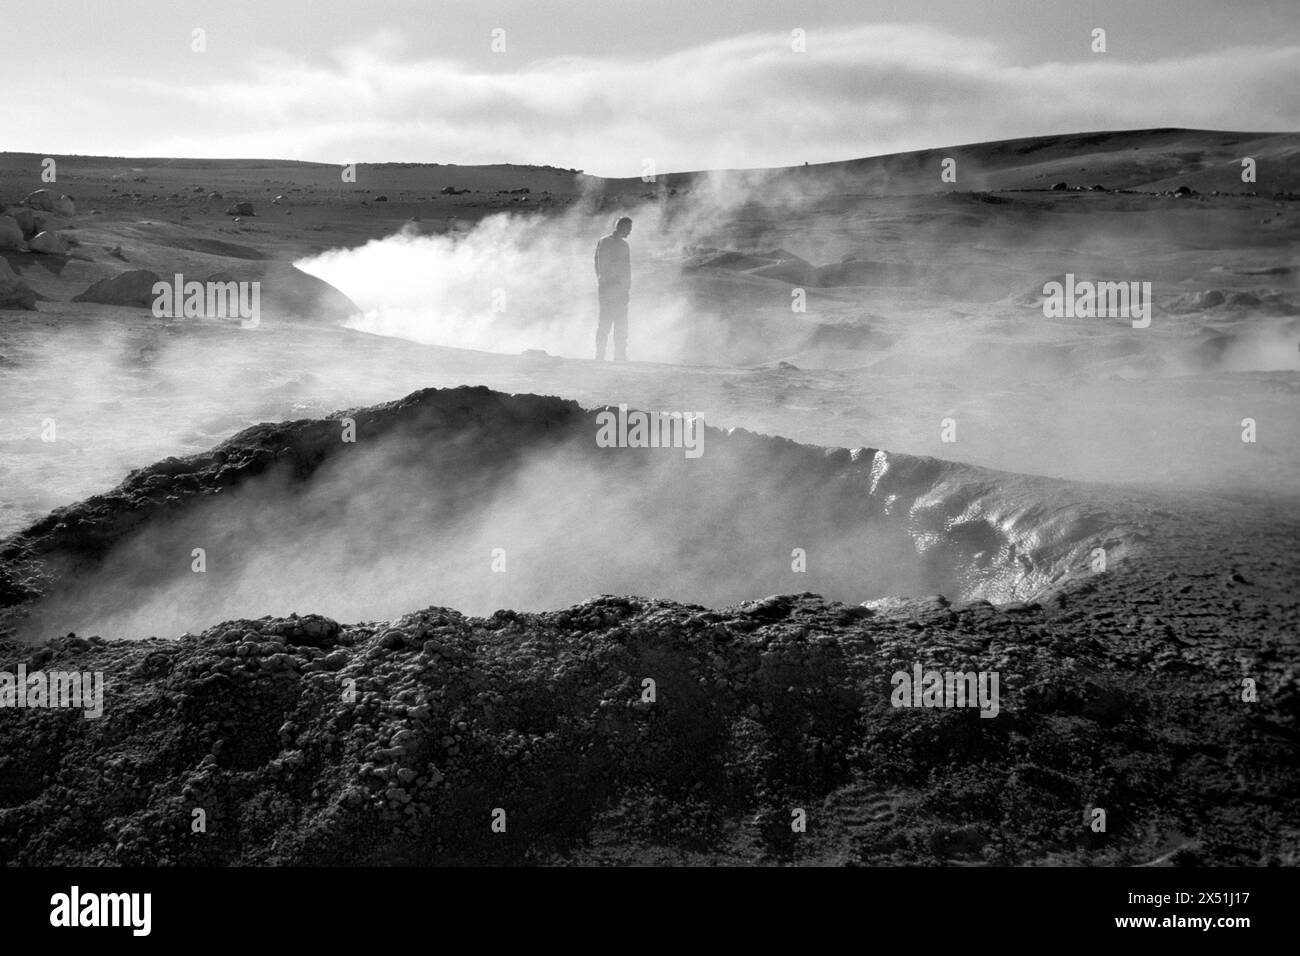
[0,0,1297,869]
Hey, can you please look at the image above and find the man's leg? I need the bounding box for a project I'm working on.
[595,293,613,360]
[612,295,628,361]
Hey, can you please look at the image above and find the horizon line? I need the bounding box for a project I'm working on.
[1,125,1295,181]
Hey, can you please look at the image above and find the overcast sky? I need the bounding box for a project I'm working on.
[6,0,1297,175]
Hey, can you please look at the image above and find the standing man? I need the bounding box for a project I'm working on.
[594,216,632,361]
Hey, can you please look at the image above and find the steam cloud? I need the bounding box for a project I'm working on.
[21,422,948,640]
[292,170,863,364]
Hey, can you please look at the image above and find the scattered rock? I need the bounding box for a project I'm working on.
[0,215,23,250]
[25,189,54,211]
[5,207,36,237]
[28,231,70,255]
[0,259,35,309]
[225,202,255,216]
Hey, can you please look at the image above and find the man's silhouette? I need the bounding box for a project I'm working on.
[594,216,632,360]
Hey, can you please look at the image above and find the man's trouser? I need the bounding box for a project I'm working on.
[596,285,629,360]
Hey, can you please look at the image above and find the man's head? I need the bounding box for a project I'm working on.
[614,216,633,239]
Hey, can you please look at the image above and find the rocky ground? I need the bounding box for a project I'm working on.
[1,583,1295,866]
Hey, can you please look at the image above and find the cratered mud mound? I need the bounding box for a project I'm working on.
[0,386,1137,641]
[0,388,1296,866]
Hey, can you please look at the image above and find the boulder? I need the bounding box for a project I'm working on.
[225,202,254,216]
[373,195,388,202]
[72,269,163,307]
[202,264,362,324]
[1050,182,1069,191]
[0,261,36,309]
[0,277,36,310]
[6,206,36,236]
[0,215,23,250]
[26,189,54,211]
[29,231,70,255]
[52,195,75,217]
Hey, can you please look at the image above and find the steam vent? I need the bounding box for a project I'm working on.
[1,386,1296,865]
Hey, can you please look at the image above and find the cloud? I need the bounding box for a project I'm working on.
[14,25,1300,172]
